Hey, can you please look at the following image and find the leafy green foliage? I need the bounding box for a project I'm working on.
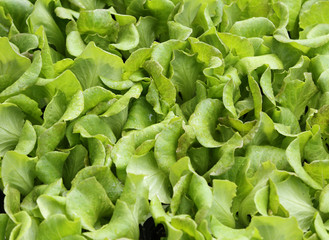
[1,0,329,239]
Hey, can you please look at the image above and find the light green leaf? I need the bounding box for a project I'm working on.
[299,1,329,29]
[72,165,123,203]
[66,31,85,57]
[223,79,237,118]
[286,137,322,190]
[2,151,36,195]
[102,83,143,117]
[170,50,203,102]
[27,0,65,53]
[211,180,237,228]
[62,145,87,189]
[77,9,117,36]
[144,60,176,107]
[37,214,81,240]
[210,216,261,240]
[36,151,69,184]
[73,114,116,145]
[304,160,329,187]
[10,33,39,53]
[127,152,171,204]
[87,138,106,166]
[111,23,139,50]
[154,117,183,173]
[168,21,192,41]
[37,195,66,219]
[0,37,31,92]
[124,97,156,130]
[320,184,329,213]
[248,216,303,240]
[84,200,139,240]
[0,103,25,157]
[4,185,20,222]
[248,74,262,119]
[10,211,38,240]
[82,86,115,113]
[275,176,317,231]
[314,212,329,240]
[15,120,36,155]
[0,51,41,101]
[235,54,283,74]
[230,17,275,38]
[260,67,276,106]
[217,32,254,58]
[70,42,124,89]
[66,177,114,231]
[189,99,223,148]
[68,0,106,10]
[36,122,66,157]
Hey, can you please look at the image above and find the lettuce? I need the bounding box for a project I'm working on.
[2,0,329,239]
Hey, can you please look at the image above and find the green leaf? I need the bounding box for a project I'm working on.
[211,180,237,228]
[286,137,322,190]
[248,216,303,240]
[0,51,41,101]
[68,0,106,10]
[0,37,31,92]
[260,67,276,106]
[84,200,139,240]
[168,21,192,41]
[66,177,114,231]
[154,117,183,173]
[314,212,329,240]
[111,23,139,50]
[2,151,36,196]
[39,70,82,101]
[37,195,66,219]
[62,144,87,189]
[275,176,317,231]
[127,152,171,204]
[320,184,329,213]
[37,214,81,240]
[0,0,33,32]
[102,83,143,117]
[276,73,318,120]
[27,0,65,53]
[77,9,117,35]
[299,1,329,29]
[73,114,116,145]
[82,86,115,113]
[245,145,290,177]
[0,103,25,157]
[36,122,66,157]
[189,99,224,148]
[66,31,86,57]
[218,32,254,58]
[223,79,237,118]
[143,60,176,108]
[235,54,283,74]
[71,166,123,203]
[36,151,69,184]
[210,216,261,240]
[170,50,203,102]
[4,185,20,222]
[10,33,39,53]
[124,97,156,130]
[230,17,276,38]
[70,42,124,89]
[10,211,38,240]
[15,120,37,155]
[304,160,329,187]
